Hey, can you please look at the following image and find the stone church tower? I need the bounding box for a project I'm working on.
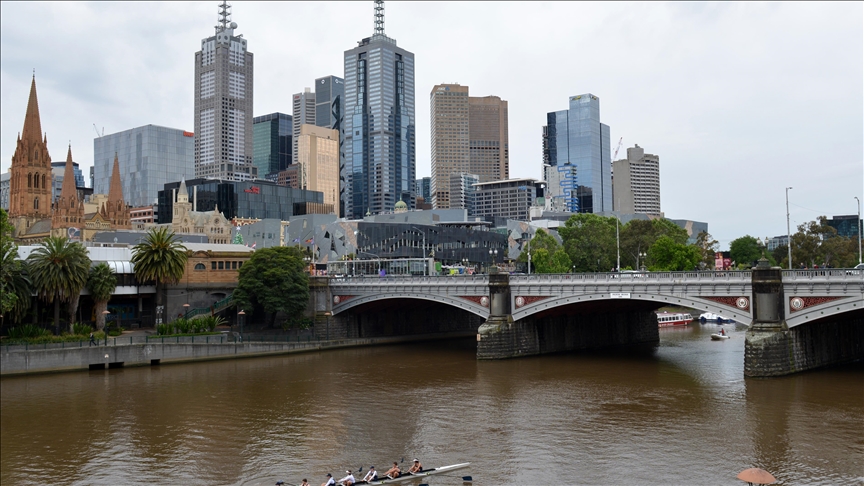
[100,154,131,229]
[51,144,85,236]
[9,75,53,232]
[173,178,192,223]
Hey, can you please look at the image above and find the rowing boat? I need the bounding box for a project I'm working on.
[357,463,471,484]
[710,333,730,340]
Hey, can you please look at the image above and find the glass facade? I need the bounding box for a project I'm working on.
[343,34,415,219]
[157,178,324,224]
[316,76,345,215]
[542,94,611,213]
[252,112,292,179]
[94,125,194,207]
[415,177,431,201]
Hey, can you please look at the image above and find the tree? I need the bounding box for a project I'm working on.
[649,236,701,271]
[88,262,117,331]
[790,216,858,268]
[694,231,719,270]
[233,246,309,327]
[558,213,617,272]
[619,219,690,269]
[131,228,188,321]
[729,235,764,268]
[27,236,91,334]
[0,209,31,324]
[516,229,572,273]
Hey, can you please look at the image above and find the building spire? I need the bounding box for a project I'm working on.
[108,153,124,205]
[374,0,384,36]
[21,74,43,143]
[218,0,231,31]
[60,144,77,200]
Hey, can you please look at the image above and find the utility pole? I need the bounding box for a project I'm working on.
[856,196,862,264]
[786,187,793,269]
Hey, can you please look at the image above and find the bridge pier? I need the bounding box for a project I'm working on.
[745,259,864,376]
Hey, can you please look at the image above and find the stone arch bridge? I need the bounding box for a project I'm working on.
[309,268,863,377]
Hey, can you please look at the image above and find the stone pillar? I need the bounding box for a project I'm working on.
[309,277,337,340]
[745,258,791,376]
[477,270,523,359]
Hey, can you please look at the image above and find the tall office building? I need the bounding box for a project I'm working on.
[430,83,508,210]
[315,75,345,215]
[293,88,316,168]
[343,0,415,219]
[415,176,431,202]
[297,124,340,215]
[252,112,292,180]
[194,2,257,181]
[94,125,195,207]
[449,172,479,216]
[542,93,611,213]
[612,144,661,215]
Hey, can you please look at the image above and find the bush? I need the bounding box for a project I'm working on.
[7,324,52,339]
[72,322,93,336]
[156,322,173,336]
[174,318,193,334]
[280,316,313,331]
[197,315,226,332]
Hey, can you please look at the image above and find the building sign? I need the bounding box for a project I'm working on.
[244,186,260,194]
[182,131,194,137]
[610,292,631,299]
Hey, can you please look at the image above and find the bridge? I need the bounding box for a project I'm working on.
[310,265,864,377]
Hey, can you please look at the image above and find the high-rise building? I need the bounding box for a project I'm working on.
[415,177,431,202]
[430,83,508,210]
[449,172,479,216]
[542,93,611,213]
[293,88,316,167]
[194,2,257,181]
[315,75,345,215]
[252,112,292,180]
[474,178,542,223]
[612,144,661,215]
[297,124,340,215]
[94,125,195,207]
[343,0,415,219]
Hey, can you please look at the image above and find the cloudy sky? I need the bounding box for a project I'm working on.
[1,1,861,249]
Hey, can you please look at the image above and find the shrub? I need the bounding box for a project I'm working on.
[197,315,226,332]
[7,324,52,339]
[72,322,93,336]
[281,316,313,331]
[156,322,173,336]
[174,318,193,334]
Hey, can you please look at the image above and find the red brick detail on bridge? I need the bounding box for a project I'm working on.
[789,296,843,312]
[704,296,750,311]
[460,296,490,307]
[333,295,355,304]
[515,296,550,308]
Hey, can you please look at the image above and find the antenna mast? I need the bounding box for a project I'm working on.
[217,0,231,32]
[374,0,384,36]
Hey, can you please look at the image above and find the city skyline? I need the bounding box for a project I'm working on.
[0,2,861,247]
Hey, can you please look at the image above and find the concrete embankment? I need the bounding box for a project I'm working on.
[1,332,473,376]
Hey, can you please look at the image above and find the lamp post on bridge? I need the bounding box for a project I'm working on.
[489,248,498,273]
[786,186,793,269]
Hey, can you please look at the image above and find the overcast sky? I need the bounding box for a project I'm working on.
[1,2,861,249]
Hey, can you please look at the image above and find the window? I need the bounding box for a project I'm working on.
[231,261,237,269]
[195,263,206,270]
[212,262,217,270]
[218,261,224,270]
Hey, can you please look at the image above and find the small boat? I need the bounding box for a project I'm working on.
[700,312,733,323]
[656,311,693,327]
[358,463,472,485]
[710,333,730,340]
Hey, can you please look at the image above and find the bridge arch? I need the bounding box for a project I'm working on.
[785,296,863,328]
[332,292,490,320]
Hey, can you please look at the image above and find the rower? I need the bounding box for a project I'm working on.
[362,466,378,483]
[385,462,401,479]
[408,459,423,474]
[322,473,336,486]
[338,470,356,486]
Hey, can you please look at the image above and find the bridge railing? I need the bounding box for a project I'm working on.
[329,275,490,284]
[782,269,863,280]
[509,271,752,283]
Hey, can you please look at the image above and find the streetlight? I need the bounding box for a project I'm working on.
[182,303,190,319]
[786,187,793,269]
[639,251,647,271]
[856,196,862,265]
[615,214,621,272]
[237,309,245,342]
[489,248,498,273]
[101,310,111,335]
[525,239,531,275]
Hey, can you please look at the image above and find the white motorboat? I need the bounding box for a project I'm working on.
[700,312,733,323]
[359,463,471,484]
[710,333,730,340]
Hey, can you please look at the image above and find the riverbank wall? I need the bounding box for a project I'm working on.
[0,332,474,377]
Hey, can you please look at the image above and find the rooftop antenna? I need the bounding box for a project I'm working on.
[217,0,231,32]
[374,0,384,36]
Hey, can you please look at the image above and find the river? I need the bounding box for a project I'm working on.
[1,322,862,485]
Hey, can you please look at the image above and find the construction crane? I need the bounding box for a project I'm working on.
[92,124,104,138]
[612,136,623,161]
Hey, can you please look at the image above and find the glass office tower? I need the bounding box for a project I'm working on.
[343,3,415,219]
[542,93,611,213]
[252,112,292,179]
[315,75,345,215]
[94,124,194,207]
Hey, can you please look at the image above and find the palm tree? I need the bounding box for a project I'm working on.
[131,228,187,325]
[27,236,91,334]
[1,211,31,325]
[88,262,117,331]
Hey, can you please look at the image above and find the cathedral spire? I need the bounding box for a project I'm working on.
[60,144,77,201]
[21,74,43,144]
[108,153,124,205]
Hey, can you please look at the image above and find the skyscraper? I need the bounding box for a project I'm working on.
[297,124,340,215]
[315,75,345,215]
[343,0,415,218]
[252,112,292,180]
[430,83,508,210]
[194,1,257,181]
[292,88,316,169]
[542,94,612,213]
[612,144,661,215]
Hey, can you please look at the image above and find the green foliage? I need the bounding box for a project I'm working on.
[648,236,701,271]
[87,262,117,331]
[155,322,173,336]
[1,211,31,324]
[619,218,690,269]
[790,216,859,268]
[71,322,93,336]
[233,246,310,327]
[694,231,719,269]
[232,230,244,245]
[281,316,313,331]
[27,236,91,333]
[7,324,52,339]
[516,229,572,273]
[198,315,226,332]
[173,317,193,334]
[557,214,617,272]
[156,315,225,335]
[131,228,188,307]
[729,235,764,268]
